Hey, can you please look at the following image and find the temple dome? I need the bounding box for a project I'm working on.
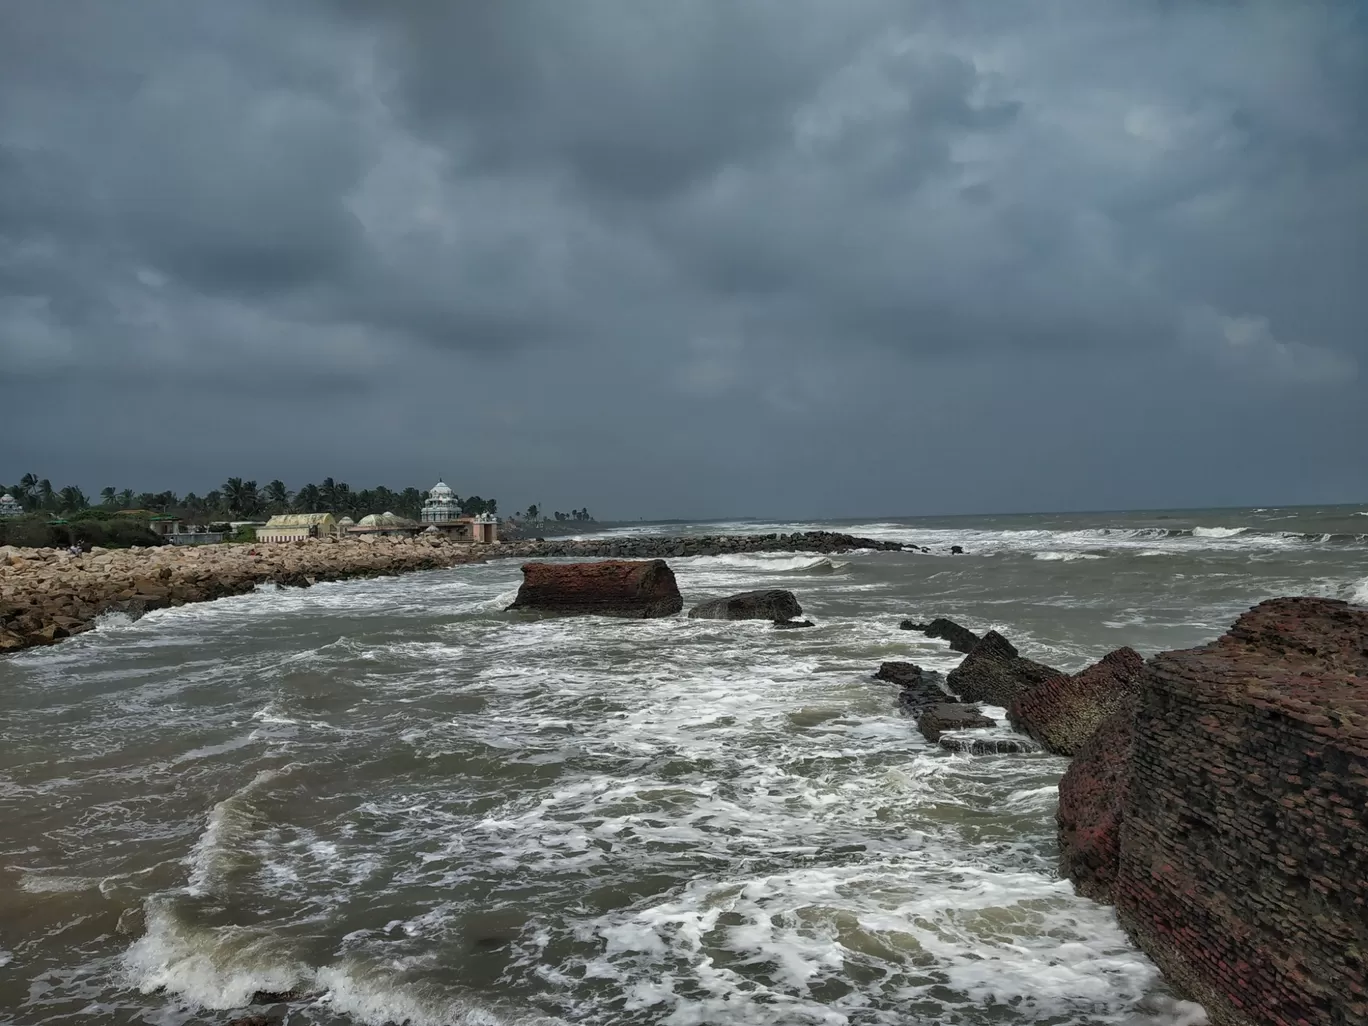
[429,480,454,499]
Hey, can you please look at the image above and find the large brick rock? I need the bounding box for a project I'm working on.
[1057,695,1135,902]
[1010,646,1145,756]
[507,560,683,619]
[1063,597,1368,1026]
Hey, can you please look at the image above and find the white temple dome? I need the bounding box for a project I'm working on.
[429,481,453,499]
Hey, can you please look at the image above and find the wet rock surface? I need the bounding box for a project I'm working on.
[947,630,1062,709]
[916,703,997,743]
[938,735,1040,755]
[688,589,802,621]
[1009,647,1146,756]
[507,560,683,619]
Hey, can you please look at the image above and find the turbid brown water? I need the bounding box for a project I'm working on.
[3,506,1365,1025]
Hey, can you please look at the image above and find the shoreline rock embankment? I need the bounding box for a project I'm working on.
[0,537,488,653]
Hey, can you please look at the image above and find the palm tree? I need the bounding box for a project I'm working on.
[37,479,54,510]
[57,486,88,512]
[398,488,423,520]
[294,483,321,513]
[319,477,337,513]
[19,473,39,509]
[222,478,260,517]
[264,480,291,512]
[117,488,135,509]
[100,487,117,507]
[204,490,224,514]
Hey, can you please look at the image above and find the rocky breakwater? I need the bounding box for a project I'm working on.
[506,560,683,618]
[1059,598,1368,1026]
[0,538,487,654]
[499,530,906,560]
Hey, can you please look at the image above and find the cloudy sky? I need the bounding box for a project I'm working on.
[2,1,1365,518]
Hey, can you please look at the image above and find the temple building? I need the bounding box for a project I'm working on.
[418,480,499,543]
[0,494,23,518]
[421,481,460,524]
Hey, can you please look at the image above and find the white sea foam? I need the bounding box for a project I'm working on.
[124,901,309,1009]
[1033,551,1103,561]
[19,873,102,893]
[1191,526,1248,538]
[1351,576,1368,605]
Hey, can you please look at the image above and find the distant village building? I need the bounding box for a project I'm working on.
[351,512,418,537]
[257,512,340,543]
[0,494,23,518]
[115,510,183,536]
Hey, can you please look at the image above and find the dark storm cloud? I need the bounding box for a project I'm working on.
[1,0,1366,515]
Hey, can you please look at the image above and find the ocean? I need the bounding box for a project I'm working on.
[2,505,1366,1026]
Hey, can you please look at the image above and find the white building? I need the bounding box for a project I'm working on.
[0,494,23,518]
[418,480,499,543]
[421,480,461,524]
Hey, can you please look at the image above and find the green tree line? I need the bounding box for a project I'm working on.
[1,473,499,523]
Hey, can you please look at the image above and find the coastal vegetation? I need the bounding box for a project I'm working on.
[2,474,500,522]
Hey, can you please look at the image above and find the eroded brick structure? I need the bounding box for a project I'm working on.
[1068,598,1368,1026]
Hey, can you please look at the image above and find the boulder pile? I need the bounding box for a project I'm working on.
[0,537,484,653]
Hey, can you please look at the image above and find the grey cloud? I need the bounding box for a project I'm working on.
[1,0,1366,515]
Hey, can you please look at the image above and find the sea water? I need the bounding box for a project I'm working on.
[3,505,1365,1025]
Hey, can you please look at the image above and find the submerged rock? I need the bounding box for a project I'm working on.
[772,618,815,629]
[938,735,1040,755]
[507,560,683,619]
[1009,647,1145,756]
[688,589,802,621]
[946,631,1062,709]
[916,703,996,743]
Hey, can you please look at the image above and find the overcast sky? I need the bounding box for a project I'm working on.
[2,1,1365,519]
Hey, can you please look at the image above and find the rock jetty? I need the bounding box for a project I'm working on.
[0,537,485,654]
[688,589,802,621]
[506,560,683,618]
[1059,597,1368,1026]
[499,531,905,560]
